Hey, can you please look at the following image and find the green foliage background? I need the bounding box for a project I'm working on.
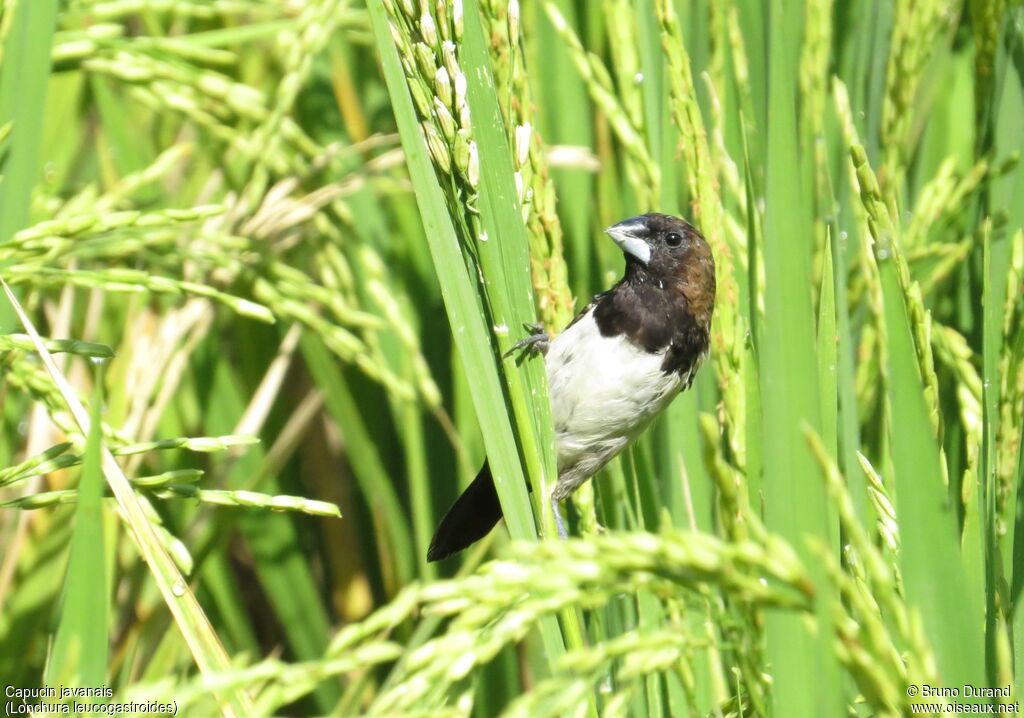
[0,0,1022,716]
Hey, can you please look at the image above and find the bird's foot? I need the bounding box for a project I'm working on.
[503,322,549,361]
[551,497,568,539]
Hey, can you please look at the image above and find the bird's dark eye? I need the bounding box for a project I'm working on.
[665,232,683,247]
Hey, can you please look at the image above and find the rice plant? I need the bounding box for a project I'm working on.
[0,0,1022,716]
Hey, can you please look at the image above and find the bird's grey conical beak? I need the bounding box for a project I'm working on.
[605,216,651,265]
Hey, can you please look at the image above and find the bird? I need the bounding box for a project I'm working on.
[427,212,716,562]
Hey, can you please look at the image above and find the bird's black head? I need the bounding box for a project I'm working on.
[604,212,716,326]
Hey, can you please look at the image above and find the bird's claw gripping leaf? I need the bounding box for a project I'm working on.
[503,321,550,360]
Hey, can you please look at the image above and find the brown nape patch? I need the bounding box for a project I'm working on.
[593,213,716,377]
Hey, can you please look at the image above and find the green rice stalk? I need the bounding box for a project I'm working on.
[2,265,274,323]
[998,231,1024,511]
[856,452,901,554]
[67,0,273,22]
[43,377,108,692]
[541,0,659,205]
[880,0,958,185]
[0,334,113,357]
[806,430,941,716]
[369,0,571,670]
[654,0,747,470]
[369,530,809,714]
[849,145,985,690]
[1,280,253,716]
[603,0,644,132]
[152,485,341,517]
[502,629,701,718]
[237,0,354,207]
[478,0,573,329]
[849,145,947,482]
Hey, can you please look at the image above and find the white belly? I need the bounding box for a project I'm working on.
[545,310,684,493]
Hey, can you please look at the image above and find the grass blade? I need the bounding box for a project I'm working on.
[44,373,108,695]
[366,0,568,667]
[760,0,839,712]
[0,0,58,328]
[0,0,57,245]
[460,0,559,549]
[0,280,252,717]
[850,145,985,691]
[818,233,838,458]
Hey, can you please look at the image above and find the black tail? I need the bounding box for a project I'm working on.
[427,463,503,562]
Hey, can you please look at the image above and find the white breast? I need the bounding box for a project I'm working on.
[545,309,686,494]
